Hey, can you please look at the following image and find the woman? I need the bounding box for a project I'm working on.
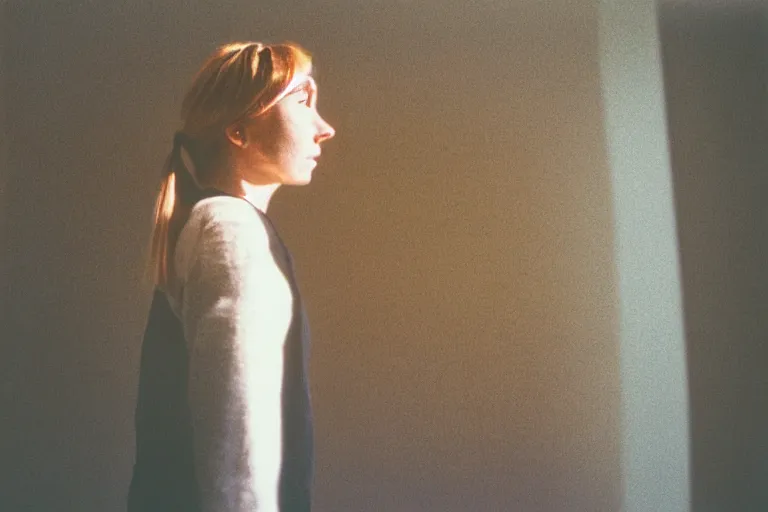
[128,41,335,512]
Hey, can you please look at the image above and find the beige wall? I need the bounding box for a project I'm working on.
[1,1,693,510]
[276,3,623,510]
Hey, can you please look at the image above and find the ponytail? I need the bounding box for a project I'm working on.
[146,133,201,290]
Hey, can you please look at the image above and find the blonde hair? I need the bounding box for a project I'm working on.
[147,41,313,289]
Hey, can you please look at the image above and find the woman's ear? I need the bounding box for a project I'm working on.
[224,123,249,148]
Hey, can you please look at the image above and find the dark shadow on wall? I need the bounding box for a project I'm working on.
[660,3,768,511]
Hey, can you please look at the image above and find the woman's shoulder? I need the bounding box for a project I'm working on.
[173,196,274,285]
[183,195,273,244]
[167,194,293,324]
[190,195,264,227]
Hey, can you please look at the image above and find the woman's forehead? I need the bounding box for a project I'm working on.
[259,74,318,114]
[287,75,317,95]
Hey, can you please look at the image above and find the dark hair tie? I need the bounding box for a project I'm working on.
[162,131,189,178]
[172,131,186,155]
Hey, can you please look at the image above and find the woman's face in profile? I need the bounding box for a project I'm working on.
[243,77,335,185]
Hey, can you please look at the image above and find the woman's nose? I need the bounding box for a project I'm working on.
[315,115,335,143]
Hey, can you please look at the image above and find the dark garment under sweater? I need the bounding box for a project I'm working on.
[128,189,313,512]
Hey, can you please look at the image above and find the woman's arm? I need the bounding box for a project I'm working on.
[178,199,293,512]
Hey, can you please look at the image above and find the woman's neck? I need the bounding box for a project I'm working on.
[207,172,281,213]
[238,180,281,213]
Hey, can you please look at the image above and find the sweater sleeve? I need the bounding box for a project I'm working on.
[177,199,294,512]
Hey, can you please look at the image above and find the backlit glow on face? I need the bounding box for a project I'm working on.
[243,75,335,185]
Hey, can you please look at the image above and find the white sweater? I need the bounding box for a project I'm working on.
[167,195,294,512]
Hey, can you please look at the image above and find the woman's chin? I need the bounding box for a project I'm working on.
[284,172,313,186]
[290,163,317,185]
